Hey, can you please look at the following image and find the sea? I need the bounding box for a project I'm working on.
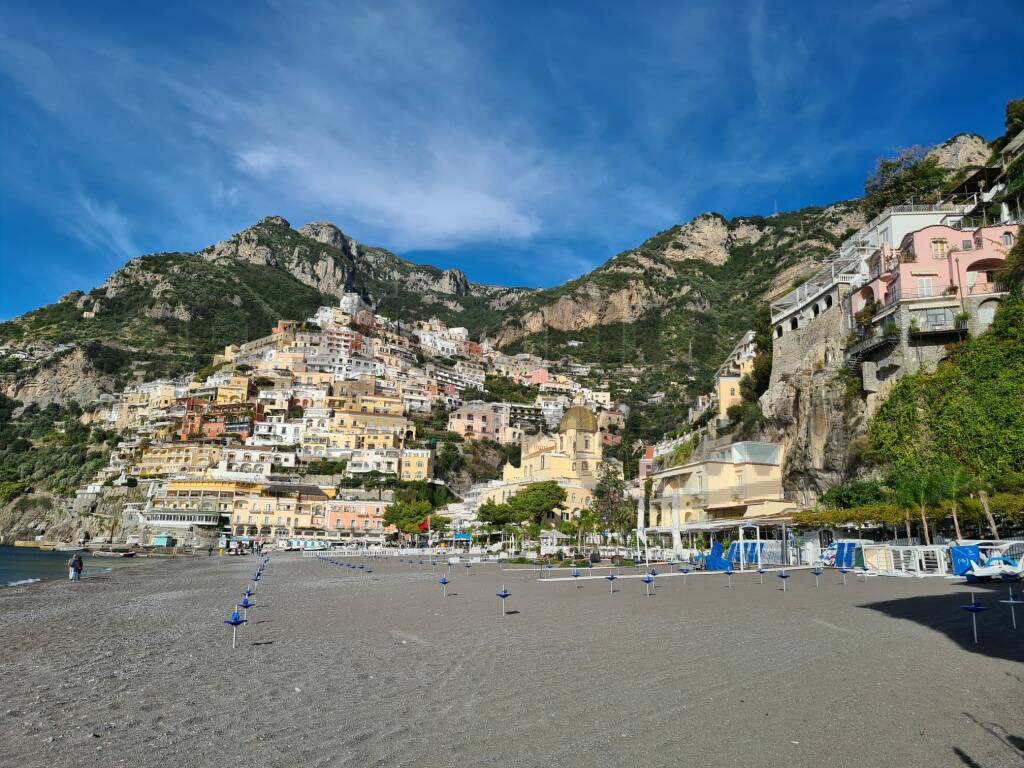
[0,545,143,587]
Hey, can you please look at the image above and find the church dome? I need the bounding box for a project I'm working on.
[558,405,598,433]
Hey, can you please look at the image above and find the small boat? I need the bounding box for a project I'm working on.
[55,546,85,552]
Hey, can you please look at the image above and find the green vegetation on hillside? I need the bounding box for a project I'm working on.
[0,395,113,502]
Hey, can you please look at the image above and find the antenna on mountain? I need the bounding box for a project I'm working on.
[772,199,778,218]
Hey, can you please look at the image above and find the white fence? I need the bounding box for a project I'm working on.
[862,544,951,577]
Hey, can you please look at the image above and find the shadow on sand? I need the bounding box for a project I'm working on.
[952,709,1024,766]
[861,582,1024,663]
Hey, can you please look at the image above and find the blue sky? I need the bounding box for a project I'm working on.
[1,0,1022,319]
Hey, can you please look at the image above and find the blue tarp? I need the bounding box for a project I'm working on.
[950,545,981,576]
[705,541,732,571]
[834,542,857,569]
[453,533,472,541]
[727,541,766,565]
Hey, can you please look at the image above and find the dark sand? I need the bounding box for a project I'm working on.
[1,553,1022,768]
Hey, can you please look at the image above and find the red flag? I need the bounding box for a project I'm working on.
[418,517,430,532]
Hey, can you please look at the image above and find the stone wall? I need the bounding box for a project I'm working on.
[769,284,852,388]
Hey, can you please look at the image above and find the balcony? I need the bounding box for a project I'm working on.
[908,319,967,337]
[967,281,1007,296]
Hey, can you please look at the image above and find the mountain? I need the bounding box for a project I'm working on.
[0,216,530,404]
[0,133,995,414]
[492,203,864,379]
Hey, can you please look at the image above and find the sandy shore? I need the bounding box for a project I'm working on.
[1,553,1022,768]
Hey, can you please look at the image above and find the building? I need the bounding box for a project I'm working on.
[847,223,1014,391]
[769,203,975,384]
[477,406,615,523]
[642,441,795,556]
[137,443,223,478]
[448,401,508,441]
[398,449,434,481]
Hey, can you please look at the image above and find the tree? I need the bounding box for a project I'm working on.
[383,499,433,534]
[478,500,519,527]
[819,480,888,509]
[593,462,632,535]
[506,481,567,528]
[889,464,946,545]
[862,146,948,220]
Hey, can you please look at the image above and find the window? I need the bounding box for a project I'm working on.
[1004,232,1015,247]
[730,387,736,397]
[962,239,973,251]
[930,239,947,259]
[776,325,783,338]
[825,295,833,309]
[916,277,934,298]
[790,317,798,331]
[975,236,983,250]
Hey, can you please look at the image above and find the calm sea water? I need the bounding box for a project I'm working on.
[0,545,143,587]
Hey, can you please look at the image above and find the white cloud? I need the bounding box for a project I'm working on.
[68,194,138,261]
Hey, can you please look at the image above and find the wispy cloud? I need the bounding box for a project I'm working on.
[0,0,1021,318]
[68,193,138,261]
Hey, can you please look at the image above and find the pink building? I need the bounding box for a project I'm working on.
[847,223,1017,392]
[851,224,1014,323]
[326,497,393,539]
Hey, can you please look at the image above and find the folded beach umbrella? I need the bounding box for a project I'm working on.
[777,570,791,591]
[496,584,511,615]
[605,573,618,595]
[238,596,255,620]
[961,592,987,644]
[641,573,654,597]
[224,610,246,649]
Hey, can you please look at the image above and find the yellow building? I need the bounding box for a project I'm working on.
[481,406,614,523]
[713,330,757,420]
[137,443,223,477]
[646,441,791,528]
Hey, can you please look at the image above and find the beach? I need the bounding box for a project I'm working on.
[1,553,1022,768]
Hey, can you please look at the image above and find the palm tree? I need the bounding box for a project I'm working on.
[891,464,945,545]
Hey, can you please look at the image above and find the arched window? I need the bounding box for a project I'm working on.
[776,325,783,338]
[1003,232,1015,247]
[825,295,833,309]
[790,317,799,331]
[812,304,820,317]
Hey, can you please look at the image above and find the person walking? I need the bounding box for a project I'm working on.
[71,554,84,582]
[67,555,76,582]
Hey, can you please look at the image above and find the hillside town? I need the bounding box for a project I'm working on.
[58,289,628,551]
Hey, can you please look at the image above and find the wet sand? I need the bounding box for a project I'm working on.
[1,553,1022,768]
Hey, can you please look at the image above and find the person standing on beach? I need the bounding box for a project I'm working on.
[67,555,76,582]
[71,554,84,582]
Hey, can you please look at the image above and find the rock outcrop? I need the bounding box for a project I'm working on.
[759,369,867,505]
[926,134,990,172]
[3,348,118,409]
